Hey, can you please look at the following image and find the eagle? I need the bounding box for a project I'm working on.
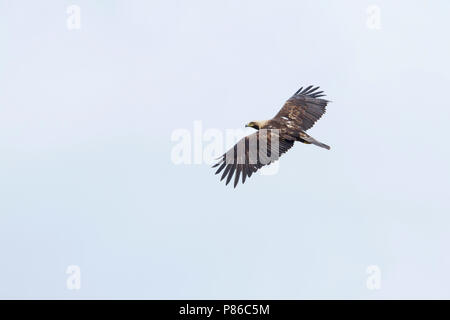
[212,85,331,188]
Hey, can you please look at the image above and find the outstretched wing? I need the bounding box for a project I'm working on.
[274,85,329,131]
[212,130,294,188]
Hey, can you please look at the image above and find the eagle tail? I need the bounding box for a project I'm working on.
[303,135,330,150]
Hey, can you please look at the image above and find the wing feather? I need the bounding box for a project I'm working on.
[274,85,329,131]
[213,130,294,188]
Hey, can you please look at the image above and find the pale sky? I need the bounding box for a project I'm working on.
[1,0,450,299]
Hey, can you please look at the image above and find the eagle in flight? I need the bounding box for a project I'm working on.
[212,85,331,188]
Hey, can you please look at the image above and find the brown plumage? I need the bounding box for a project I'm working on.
[212,85,331,187]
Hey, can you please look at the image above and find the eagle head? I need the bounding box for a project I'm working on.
[245,121,260,130]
